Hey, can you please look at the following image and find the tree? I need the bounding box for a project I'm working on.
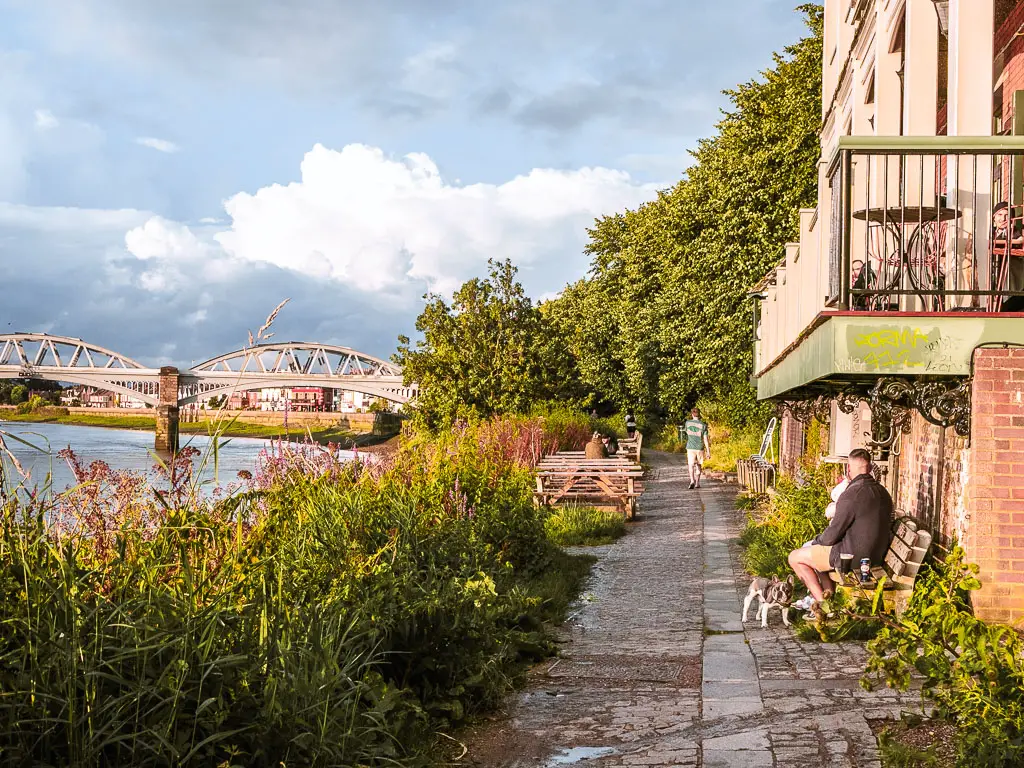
[396,259,570,427]
[546,5,823,422]
[9,385,28,405]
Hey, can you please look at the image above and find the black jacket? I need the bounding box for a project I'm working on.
[813,473,893,570]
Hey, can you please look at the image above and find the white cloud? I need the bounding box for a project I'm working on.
[4,143,661,365]
[34,109,59,130]
[194,142,661,296]
[135,136,179,153]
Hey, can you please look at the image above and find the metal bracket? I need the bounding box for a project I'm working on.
[870,377,972,438]
[774,377,971,448]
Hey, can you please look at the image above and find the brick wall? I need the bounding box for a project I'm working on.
[891,411,967,546]
[779,411,804,477]
[962,348,1024,624]
[996,3,1024,131]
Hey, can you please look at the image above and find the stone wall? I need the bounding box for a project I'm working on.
[961,348,1024,624]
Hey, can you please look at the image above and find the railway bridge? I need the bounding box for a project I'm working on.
[0,333,417,451]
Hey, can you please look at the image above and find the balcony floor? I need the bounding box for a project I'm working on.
[756,312,1024,400]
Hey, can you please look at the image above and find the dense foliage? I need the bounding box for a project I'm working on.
[864,547,1024,767]
[395,260,584,428]
[545,5,823,421]
[0,413,593,766]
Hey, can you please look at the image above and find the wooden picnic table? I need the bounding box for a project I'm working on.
[534,451,645,519]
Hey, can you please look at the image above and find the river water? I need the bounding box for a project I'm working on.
[0,421,275,492]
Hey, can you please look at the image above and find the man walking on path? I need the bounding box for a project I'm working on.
[683,408,711,490]
[788,448,893,616]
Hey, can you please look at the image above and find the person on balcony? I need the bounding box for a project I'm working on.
[850,260,877,310]
[787,449,892,619]
[993,202,1024,312]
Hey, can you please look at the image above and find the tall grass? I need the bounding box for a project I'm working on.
[0,410,593,766]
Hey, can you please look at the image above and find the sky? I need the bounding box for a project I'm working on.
[0,0,808,367]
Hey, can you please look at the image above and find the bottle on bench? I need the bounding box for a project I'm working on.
[859,558,871,584]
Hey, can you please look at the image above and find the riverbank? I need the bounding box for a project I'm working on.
[0,410,396,448]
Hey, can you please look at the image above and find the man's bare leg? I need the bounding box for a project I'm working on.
[788,548,826,602]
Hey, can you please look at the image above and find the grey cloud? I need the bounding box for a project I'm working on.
[514,84,669,133]
[0,209,424,367]
[16,0,809,136]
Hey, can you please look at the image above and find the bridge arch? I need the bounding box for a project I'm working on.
[0,333,161,405]
[0,333,146,371]
[191,342,402,378]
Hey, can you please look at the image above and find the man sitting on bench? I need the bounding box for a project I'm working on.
[787,449,893,619]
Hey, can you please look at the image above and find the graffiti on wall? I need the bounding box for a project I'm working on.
[840,325,967,374]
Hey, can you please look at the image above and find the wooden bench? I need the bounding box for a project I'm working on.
[534,453,645,519]
[617,432,643,463]
[828,517,933,616]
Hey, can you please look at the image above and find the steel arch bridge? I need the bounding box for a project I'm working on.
[0,334,417,406]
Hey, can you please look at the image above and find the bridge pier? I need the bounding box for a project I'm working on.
[155,366,180,453]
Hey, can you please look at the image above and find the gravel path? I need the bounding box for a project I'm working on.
[458,451,920,768]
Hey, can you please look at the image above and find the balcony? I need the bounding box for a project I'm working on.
[754,136,1024,400]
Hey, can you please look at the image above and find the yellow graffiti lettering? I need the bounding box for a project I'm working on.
[854,327,929,350]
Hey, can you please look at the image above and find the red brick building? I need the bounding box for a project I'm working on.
[755,0,1024,623]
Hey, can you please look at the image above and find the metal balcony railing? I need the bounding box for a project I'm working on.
[828,136,1024,313]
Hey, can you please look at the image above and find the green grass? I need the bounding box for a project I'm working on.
[545,506,627,547]
[703,423,770,472]
[526,549,597,623]
[2,411,157,430]
[738,474,829,578]
[0,410,395,447]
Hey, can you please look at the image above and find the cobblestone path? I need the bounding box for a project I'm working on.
[458,451,921,767]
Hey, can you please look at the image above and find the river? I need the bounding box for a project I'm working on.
[0,421,277,492]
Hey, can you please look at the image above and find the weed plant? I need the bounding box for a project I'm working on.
[0,410,593,767]
[863,547,1024,767]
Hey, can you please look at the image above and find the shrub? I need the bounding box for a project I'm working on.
[738,471,830,578]
[0,413,591,766]
[863,546,1024,767]
[545,506,627,547]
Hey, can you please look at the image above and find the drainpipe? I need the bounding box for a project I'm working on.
[934,424,946,533]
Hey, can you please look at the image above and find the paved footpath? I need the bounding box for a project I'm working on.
[458,451,920,768]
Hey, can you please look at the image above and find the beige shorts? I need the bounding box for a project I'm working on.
[686,449,705,466]
[808,545,833,572]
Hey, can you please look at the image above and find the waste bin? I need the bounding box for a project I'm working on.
[736,459,750,487]
[746,465,772,494]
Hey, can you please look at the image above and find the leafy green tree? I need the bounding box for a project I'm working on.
[397,259,573,427]
[9,385,28,405]
[548,5,822,423]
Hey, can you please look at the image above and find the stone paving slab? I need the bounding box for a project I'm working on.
[457,452,921,767]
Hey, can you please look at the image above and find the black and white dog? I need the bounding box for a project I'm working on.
[741,575,794,628]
